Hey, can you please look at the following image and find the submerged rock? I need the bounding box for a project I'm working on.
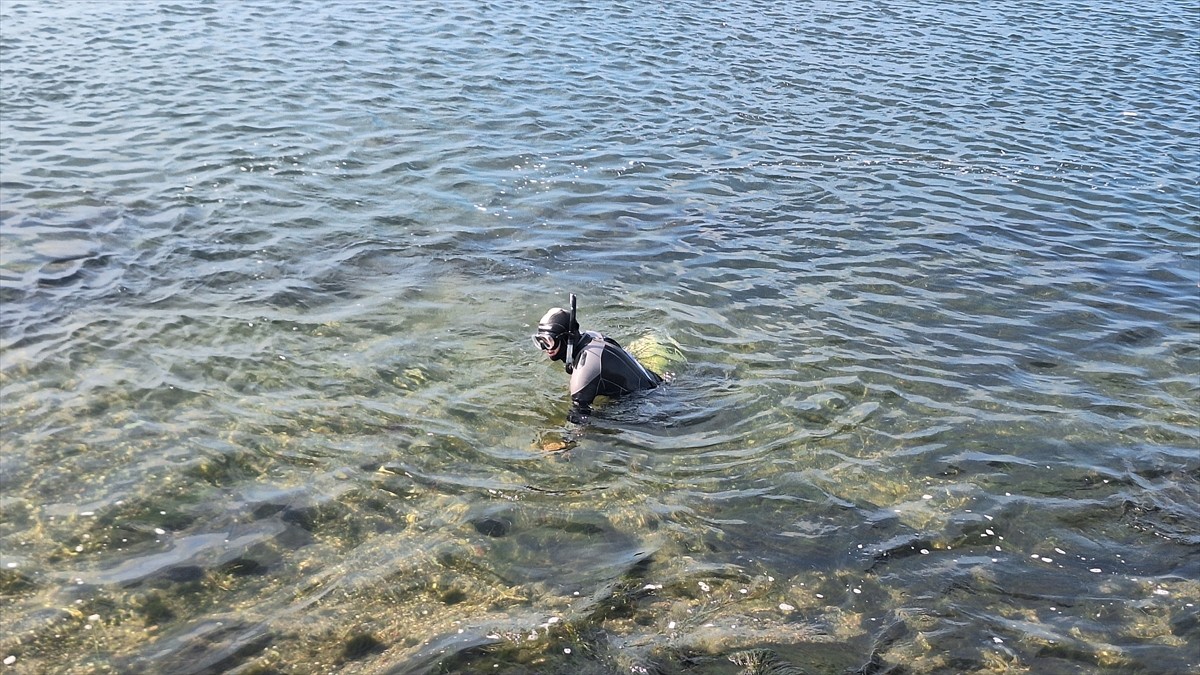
[729,647,809,675]
[473,517,512,538]
[342,632,385,661]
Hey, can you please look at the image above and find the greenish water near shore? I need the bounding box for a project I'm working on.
[1,0,1197,673]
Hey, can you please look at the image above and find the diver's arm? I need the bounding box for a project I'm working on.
[534,383,591,451]
[567,377,597,425]
[567,350,601,426]
[533,379,590,451]
[567,396,592,426]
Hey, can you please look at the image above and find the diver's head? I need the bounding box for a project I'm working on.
[532,307,578,362]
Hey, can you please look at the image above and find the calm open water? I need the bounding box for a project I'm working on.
[1,1,1197,673]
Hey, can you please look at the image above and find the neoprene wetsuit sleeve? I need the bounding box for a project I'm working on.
[567,402,590,426]
[568,376,598,422]
[567,383,593,425]
[568,342,603,422]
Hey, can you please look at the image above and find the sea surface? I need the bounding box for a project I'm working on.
[1,1,1197,673]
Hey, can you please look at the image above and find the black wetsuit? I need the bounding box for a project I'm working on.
[568,331,662,418]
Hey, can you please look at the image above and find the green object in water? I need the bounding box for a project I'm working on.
[626,333,687,378]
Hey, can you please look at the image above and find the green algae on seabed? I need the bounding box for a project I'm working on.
[627,333,688,380]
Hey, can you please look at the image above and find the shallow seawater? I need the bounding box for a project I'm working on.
[1,1,1197,673]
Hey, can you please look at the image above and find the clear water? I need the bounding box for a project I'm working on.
[1,1,1197,673]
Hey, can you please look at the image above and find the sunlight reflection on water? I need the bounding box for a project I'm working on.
[1,0,1197,673]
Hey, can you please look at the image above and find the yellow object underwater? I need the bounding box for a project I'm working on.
[626,333,687,379]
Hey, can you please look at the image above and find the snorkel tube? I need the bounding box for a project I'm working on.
[564,293,578,374]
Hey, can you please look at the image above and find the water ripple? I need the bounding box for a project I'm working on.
[1,0,1197,672]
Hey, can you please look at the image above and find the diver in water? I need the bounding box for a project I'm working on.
[532,294,662,425]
